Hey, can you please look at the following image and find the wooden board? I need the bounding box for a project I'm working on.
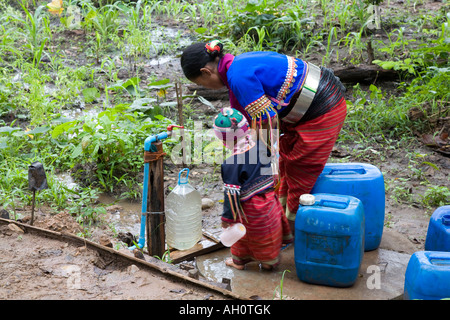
[169,230,225,264]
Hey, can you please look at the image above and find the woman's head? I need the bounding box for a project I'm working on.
[180,40,225,90]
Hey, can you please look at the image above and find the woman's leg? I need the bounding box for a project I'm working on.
[279,98,347,223]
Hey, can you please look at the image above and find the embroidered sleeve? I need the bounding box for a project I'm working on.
[244,95,277,124]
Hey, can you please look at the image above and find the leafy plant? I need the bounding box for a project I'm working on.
[421,186,450,208]
[12,4,51,62]
[51,102,174,194]
[273,269,290,300]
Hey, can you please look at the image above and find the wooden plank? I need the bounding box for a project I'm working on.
[169,239,225,264]
[168,230,224,264]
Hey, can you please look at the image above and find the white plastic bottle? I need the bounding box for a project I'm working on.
[165,168,202,250]
[220,223,246,247]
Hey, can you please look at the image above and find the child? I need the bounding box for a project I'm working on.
[213,107,293,270]
[181,40,347,234]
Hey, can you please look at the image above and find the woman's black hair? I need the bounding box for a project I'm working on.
[180,42,224,80]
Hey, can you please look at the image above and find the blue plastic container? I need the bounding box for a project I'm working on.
[425,205,450,252]
[404,251,450,300]
[311,163,385,251]
[295,193,365,287]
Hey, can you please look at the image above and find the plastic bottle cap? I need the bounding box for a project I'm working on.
[299,194,315,205]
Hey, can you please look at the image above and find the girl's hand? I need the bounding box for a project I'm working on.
[222,221,231,229]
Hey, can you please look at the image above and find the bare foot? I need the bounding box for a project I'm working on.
[225,257,245,270]
[261,263,274,271]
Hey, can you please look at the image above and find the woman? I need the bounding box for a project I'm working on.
[181,40,347,232]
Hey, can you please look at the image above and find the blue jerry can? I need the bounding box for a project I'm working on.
[404,251,450,300]
[295,193,365,287]
[311,163,385,251]
[425,205,450,252]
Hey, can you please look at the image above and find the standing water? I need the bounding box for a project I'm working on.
[165,169,202,250]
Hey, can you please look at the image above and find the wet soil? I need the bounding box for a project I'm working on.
[0,223,230,300]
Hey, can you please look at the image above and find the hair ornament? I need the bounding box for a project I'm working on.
[205,40,222,55]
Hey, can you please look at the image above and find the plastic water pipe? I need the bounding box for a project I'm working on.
[130,125,184,250]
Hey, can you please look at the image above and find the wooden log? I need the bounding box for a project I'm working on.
[187,65,399,99]
[333,64,399,84]
[186,85,229,100]
[146,141,166,258]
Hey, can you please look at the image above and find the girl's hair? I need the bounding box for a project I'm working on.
[180,41,224,80]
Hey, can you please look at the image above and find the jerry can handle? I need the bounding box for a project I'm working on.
[442,214,450,226]
[319,199,349,210]
[178,168,190,185]
[328,168,366,175]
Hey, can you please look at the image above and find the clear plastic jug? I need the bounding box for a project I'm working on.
[165,168,202,250]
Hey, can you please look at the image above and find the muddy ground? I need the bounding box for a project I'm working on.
[0,222,233,300]
[1,1,449,300]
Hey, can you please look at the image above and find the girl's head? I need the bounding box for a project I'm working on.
[180,40,225,90]
[213,107,255,151]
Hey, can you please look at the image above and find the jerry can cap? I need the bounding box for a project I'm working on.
[299,194,315,205]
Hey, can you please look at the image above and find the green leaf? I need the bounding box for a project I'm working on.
[148,79,172,89]
[373,60,397,70]
[52,121,77,139]
[82,87,100,103]
[197,96,214,109]
[25,126,50,135]
[195,27,207,34]
[422,161,439,171]
[159,102,177,108]
[0,126,21,135]
[71,144,83,158]
[110,77,140,92]
[129,98,157,111]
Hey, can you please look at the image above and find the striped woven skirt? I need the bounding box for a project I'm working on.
[230,190,293,267]
[278,95,347,221]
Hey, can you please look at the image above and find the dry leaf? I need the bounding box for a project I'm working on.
[47,0,64,16]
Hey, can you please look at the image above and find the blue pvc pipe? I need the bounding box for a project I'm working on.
[145,132,168,151]
[129,131,169,250]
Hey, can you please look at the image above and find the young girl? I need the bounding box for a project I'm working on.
[213,107,293,270]
[181,40,347,233]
